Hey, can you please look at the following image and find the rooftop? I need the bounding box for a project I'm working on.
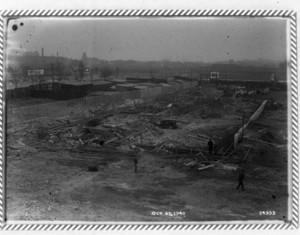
[92,81,112,85]
[60,81,92,86]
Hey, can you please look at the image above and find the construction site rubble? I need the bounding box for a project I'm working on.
[7,84,287,177]
[6,77,289,222]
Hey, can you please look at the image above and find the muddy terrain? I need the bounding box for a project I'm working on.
[6,84,288,222]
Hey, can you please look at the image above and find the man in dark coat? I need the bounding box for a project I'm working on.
[208,139,214,154]
[134,158,138,173]
[236,169,245,191]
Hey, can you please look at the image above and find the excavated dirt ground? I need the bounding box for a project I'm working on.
[6,87,289,222]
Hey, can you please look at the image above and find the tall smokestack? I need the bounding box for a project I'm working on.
[41,48,44,57]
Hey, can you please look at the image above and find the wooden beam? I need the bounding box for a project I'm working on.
[243,148,251,161]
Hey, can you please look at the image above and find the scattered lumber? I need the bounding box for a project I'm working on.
[155,109,169,116]
[48,122,77,133]
[7,146,19,150]
[217,147,224,155]
[225,145,242,158]
[196,150,208,161]
[246,138,284,147]
[196,134,210,140]
[188,135,202,140]
[120,130,145,141]
[154,143,165,152]
[103,137,118,145]
[243,148,251,161]
[197,164,214,171]
[184,161,197,167]
[223,144,233,155]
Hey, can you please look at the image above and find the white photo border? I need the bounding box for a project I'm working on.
[0,9,298,231]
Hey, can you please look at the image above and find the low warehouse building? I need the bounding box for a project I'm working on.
[30,81,92,100]
[92,81,113,91]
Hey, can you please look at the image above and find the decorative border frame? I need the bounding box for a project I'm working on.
[0,9,298,231]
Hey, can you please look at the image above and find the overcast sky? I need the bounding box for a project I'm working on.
[6,17,287,62]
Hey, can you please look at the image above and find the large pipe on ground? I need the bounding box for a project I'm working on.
[234,100,267,148]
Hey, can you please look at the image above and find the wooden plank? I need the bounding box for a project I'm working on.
[196,150,208,161]
[197,164,214,171]
[184,161,196,167]
[223,144,233,155]
[246,138,284,147]
[243,148,251,161]
[103,137,118,145]
[155,143,165,152]
[226,145,242,158]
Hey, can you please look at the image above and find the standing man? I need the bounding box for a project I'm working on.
[134,158,138,173]
[208,139,214,154]
[133,148,144,173]
[236,168,245,191]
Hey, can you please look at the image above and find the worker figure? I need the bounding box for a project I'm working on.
[236,169,245,191]
[134,148,144,173]
[134,158,138,173]
[208,139,214,154]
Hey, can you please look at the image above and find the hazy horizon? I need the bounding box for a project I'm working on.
[6,17,287,63]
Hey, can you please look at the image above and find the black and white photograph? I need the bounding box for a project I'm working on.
[1,0,300,233]
[4,15,292,223]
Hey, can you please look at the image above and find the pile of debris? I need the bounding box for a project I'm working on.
[267,101,283,110]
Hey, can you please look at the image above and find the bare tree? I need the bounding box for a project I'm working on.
[90,67,94,80]
[57,62,64,83]
[78,61,85,81]
[90,67,99,80]
[70,61,79,80]
[100,66,112,78]
[72,68,79,80]
[82,52,88,65]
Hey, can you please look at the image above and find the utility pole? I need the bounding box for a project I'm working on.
[116,67,119,79]
[51,63,54,84]
[241,112,245,156]
[190,70,193,89]
[56,52,59,79]
[199,74,202,86]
